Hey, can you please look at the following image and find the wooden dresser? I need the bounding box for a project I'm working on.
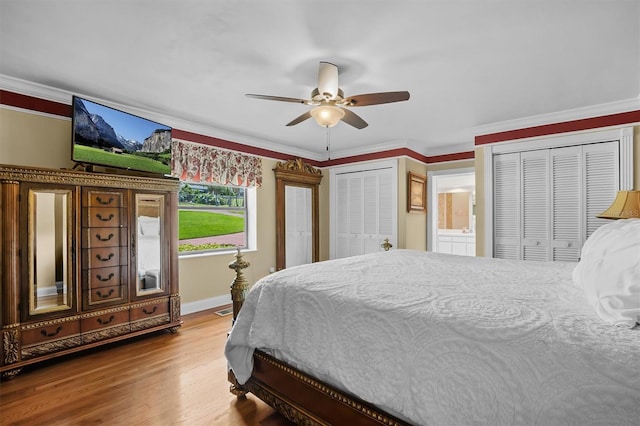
[0,165,181,379]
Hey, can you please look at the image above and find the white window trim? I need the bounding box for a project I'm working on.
[178,185,256,259]
[483,126,634,257]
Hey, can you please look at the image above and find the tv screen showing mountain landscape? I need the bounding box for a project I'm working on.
[72,96,172,175]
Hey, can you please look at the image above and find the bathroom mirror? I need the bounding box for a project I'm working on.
[27,188,74,315]
[274,159,322,270]
[438,191,474,231]
[135,193,165,295]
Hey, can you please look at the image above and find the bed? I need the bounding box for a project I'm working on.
[225,220,640,425]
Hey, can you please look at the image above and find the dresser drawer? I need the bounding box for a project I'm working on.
[81,309,130,333]
[21,318,81,347]
[85,285,128,306]
[83,266,126,290]
[83,246,127,269]
[130,300,169,321]
[83,189,125,208]
[83,207,124,228]
[83,227,127,248]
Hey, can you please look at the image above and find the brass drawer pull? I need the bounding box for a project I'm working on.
[96,196,114,205]
[142,306,158,315]
[96,272,115,282]
[96,213,114,222]
[96,233,114,242]
[97,315,115,325]
[96,289,115,299]
[41,326,63,337]
[96,253,114,262]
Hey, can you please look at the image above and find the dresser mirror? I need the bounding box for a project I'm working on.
[274,159,322,270]
[135,193,164,295]
[27,188,74,315]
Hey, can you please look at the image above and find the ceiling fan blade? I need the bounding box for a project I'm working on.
[317,62,339,100]
[246,94,310,104]
[344,91,410,106]
[286,111,312,126]
[340,108,368,129]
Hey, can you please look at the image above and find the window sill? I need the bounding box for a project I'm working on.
[178,247,257,260]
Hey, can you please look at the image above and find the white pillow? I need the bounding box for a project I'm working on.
[138,215,160,236]
[572,218,640,328]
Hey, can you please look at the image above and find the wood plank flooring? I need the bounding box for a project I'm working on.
[0,308,293,426]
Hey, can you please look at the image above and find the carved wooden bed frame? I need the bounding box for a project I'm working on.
[226,250,408,426]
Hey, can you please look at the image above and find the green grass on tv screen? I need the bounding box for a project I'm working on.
[73,145,170,174]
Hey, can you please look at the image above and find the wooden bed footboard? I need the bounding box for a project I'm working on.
[227,250,410,425]
[229,350,411,426]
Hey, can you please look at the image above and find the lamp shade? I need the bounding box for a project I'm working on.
[596,190,640,219]
[310,105,345,128]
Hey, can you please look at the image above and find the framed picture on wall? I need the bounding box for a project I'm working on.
[408,172,427,213]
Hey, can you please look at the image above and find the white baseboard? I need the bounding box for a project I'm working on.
[181,294,231,316]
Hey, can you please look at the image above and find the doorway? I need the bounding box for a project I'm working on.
[427,168,476,256]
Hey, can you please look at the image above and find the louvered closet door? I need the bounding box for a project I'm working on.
[335,174,356,258]
[493,140,621,261]
[377,171,394,249]
[521,150,549,261]
[493,153,520,260]
[584,141,619,238]
[349,175,365,256]
[334,168,394,259]
[550,146,582,261]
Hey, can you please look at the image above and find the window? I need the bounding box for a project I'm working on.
[178,182,248,253]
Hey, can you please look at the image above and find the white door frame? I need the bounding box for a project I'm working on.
[427,167,475,252]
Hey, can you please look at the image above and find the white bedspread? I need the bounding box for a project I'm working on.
[225,250,640,425]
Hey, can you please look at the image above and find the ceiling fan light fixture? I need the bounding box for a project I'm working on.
[247,61,408,130]
[310,105,344,128]
[318,61,339,100]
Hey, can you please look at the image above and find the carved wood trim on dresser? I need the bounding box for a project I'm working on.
[0,164,181,379]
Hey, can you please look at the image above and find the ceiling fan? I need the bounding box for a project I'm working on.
[246,62,410,129]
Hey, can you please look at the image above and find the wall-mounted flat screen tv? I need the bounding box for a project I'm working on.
[72,95,172,176]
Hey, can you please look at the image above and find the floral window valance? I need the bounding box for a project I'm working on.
[171,140,262,187]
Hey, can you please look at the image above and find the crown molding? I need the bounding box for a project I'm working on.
[473,96,640,138]
[0,74,71,104]
[10,74,616,165]
[424,142,474,156]
[0,74,322,161]
[0,74,476,163]
[328,138,410,160]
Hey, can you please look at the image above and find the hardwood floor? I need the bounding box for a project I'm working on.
[0,308,293,426]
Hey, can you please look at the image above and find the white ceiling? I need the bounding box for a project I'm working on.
[1,1,639,161]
